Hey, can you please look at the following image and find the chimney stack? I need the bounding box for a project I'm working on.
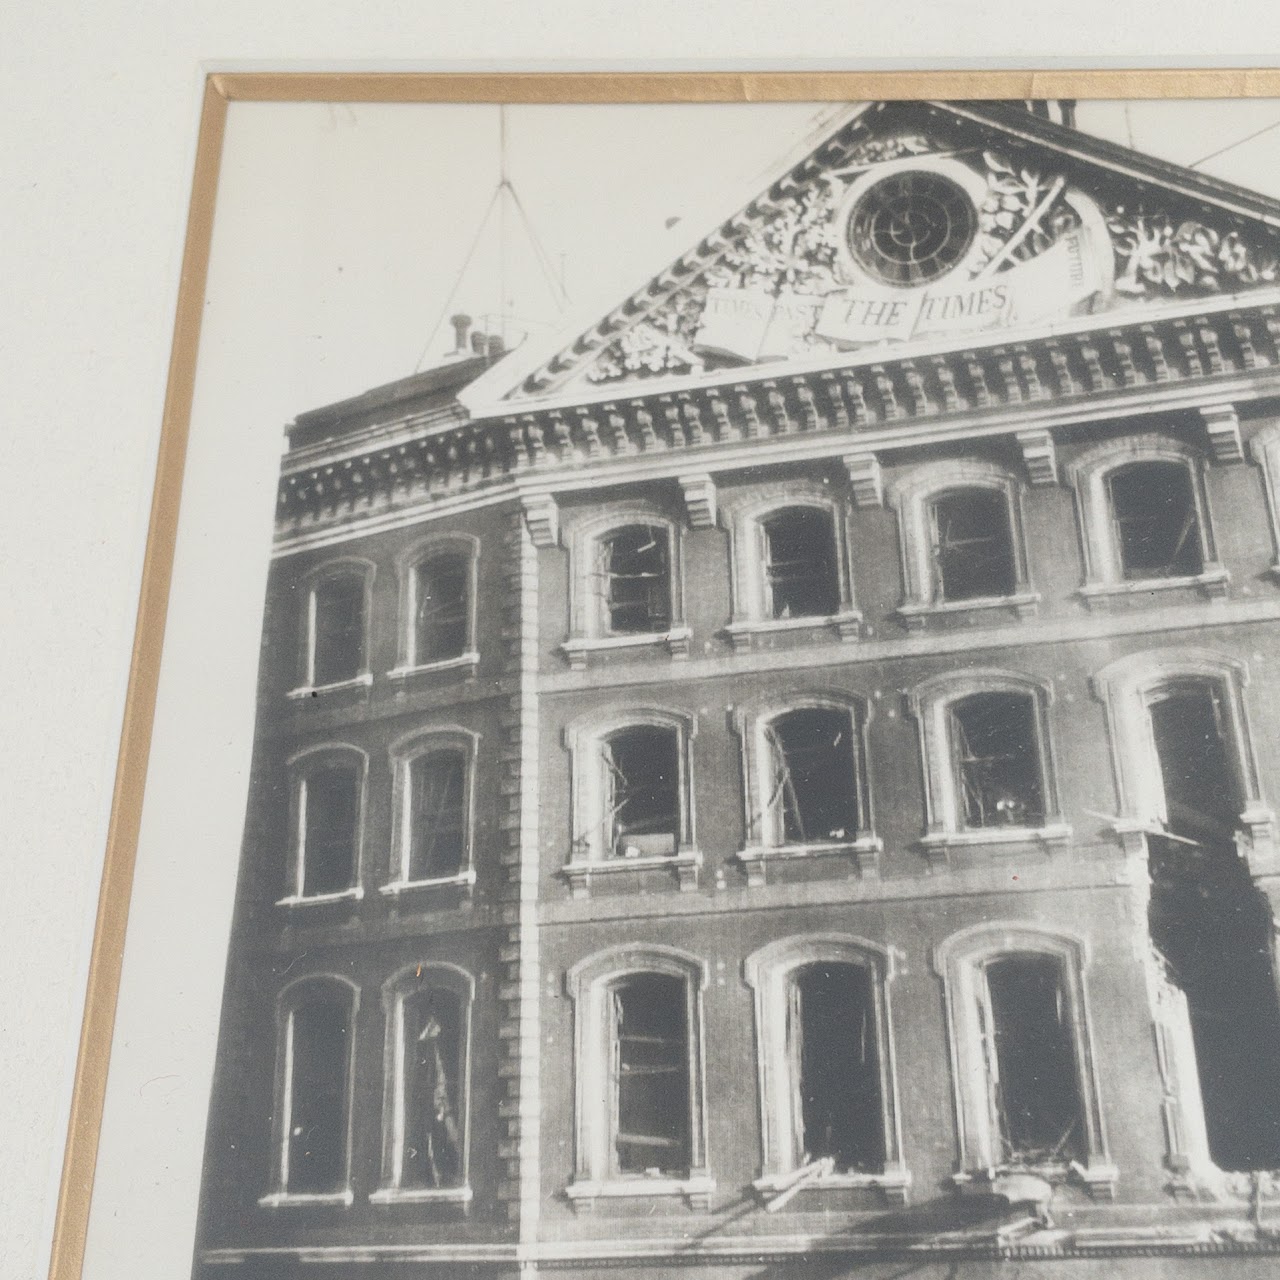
[450,313,473,355]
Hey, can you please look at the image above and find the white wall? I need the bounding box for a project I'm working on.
[6,5,1280,1279]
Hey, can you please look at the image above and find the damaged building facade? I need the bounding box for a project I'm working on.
[195,101,1280,1278]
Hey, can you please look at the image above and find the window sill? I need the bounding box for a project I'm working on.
[560,627,692,670]
[752,1166,910,1205]
[388,653,480,680]
[380,870,476,895]
[953,1160,1118,1201]
[897,592,1040,630]
[286,672,374,701]
[565,1173,715,1212]
[369,1185,473,1206]
[275,887,363,908]
[920,823,1072,867]
[563,849,701,899]
[724,611,862,652]
[737,838,882,887]
[1078,565,1228,607]
[257,1189,354,1208]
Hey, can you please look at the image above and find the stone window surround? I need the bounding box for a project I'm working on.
[720,480,863,651]
[288,556,378,699]
[731,689,881,885]
[564,944,714,1212]
[885,458,1039,628]
[389,531,481,678]
[259,974,360,1209]
[743,934,909,1203]
[906,668,1071,863]
[277,742,368,907]
[370,962,475,1207]
[382,726,479,895]
[1248,421,1280,577]
[932,922,1117,1199]
[1064,432,1227,604]
[562,706,701,897]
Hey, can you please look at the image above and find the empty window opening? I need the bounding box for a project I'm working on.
[610,974,691,1176]
[928,488,1017,602]
[286,995,350,1193]
[764,709,861,845]
[311,575,365,686]
[602,726,680,858]
[414,554,469,663]
[788,963,885,1173]
[598,525,672,634]
[401,989,465,1189]
[1108,462,1204,580]
[408,751,466,880]
[978,955,1086,1167]
[949,693,1045,829]
[763,508,841,619]
[299,764,359,897]
[1146,682,1280,1170]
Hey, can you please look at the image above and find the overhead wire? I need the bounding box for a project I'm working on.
[1188,115,1280,169]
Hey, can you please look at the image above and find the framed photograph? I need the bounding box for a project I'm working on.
[59,71,1280,1280]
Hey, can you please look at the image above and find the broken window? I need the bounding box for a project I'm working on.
[299,763,359,897]
[602,725,681,858]
[764,708,861,845]
[400,988,466,1189]
[610,973,691,1176]
[977,954,1086,1166]
[949,692,1045,829]
[598,525,672,635]
[928,487,1017,602]
[285,992,351,1193]
[1108,461,1204,580]
[1146,680,1280,1170]
[311,573,366,686]
[762,508,841,619]
[787,963,885,1173]
[408,750,467,880]
[413,553,469,664]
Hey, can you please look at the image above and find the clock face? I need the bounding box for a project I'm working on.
[846,170,978,287]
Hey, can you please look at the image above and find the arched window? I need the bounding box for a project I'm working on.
[933,924,1114,1195]
[295,561,374,694]
[564,710,700,896]
[761,508,841,619]
[745,937,907,1201]
[373,965,473,1205]
[282,746,365,904]
[599,524,673,635]
[1066,434,1225,601]
[261,978,358,1206]
[908,671,1068,861]
[393,535,479,676]
[887,461,1036,627]
[385,731,476,893]
[565,945,712,1210]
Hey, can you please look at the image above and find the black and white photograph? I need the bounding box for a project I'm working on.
[124,93,1280,1278]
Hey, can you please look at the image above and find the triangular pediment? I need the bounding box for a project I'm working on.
[458,101,1280,414]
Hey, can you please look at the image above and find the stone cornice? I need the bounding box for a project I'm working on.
[276,298,1280,544]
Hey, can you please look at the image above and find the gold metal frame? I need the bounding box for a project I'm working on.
[49,67,1280,1280]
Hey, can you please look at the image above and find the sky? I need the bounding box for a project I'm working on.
[202,99,1280,443]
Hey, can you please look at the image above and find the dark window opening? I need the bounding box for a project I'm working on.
[1146,683,1280,1171]
[763,508,841,619]
[408,751,466,880]
[929,488,1018,602]
[300,764,359,897]
[311,574,365,686]
[1108,462,1204,580]
[602,726,681,858]
[950,692,1045,829]
[611,974,691,1176]
[765,708,861,845]
[789,963,885,1173]
[979,955,1086,1166]
[599,525,672,635]
[414,554,469,664]
[286,995,350,1193]
[401,989,465,1189]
